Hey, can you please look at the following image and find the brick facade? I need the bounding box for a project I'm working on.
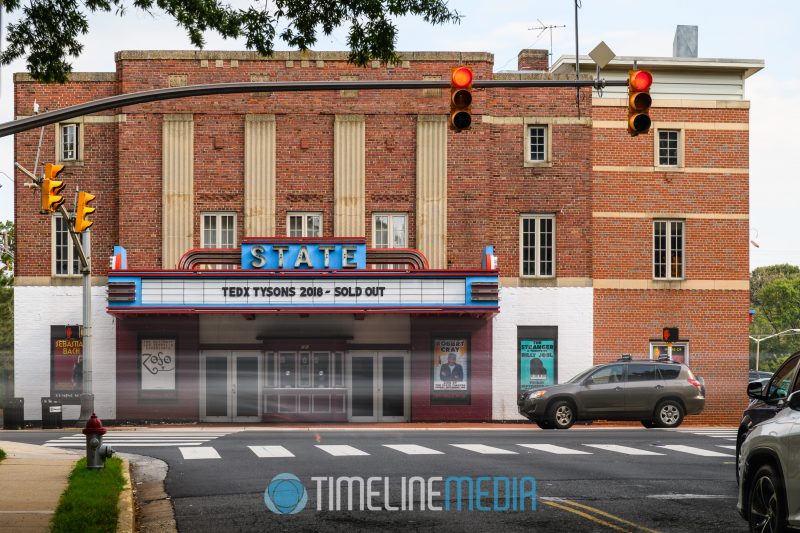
[13,49,757,425]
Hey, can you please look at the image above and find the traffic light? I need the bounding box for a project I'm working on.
[74,191,96,233]
[41,163,65,213]
[627,70,653,136]
[662,327,679,344]
[450,66,473,132]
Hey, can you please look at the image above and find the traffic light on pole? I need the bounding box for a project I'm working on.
[74,191,96,233]
[41,163,65,213]
[627,70,653,136]
[450,66,473,132]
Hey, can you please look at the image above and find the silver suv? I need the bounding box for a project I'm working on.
[737,391,800,532]
[517,358,705,429]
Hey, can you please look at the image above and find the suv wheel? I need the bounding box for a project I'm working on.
[653,400,684,428]
[536,421,554,430]
[548,400,575,430]
[748,464,787,533]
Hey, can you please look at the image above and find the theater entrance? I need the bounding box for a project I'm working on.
[200,351,262,422]
[347,351,410,422]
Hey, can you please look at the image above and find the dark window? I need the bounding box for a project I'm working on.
[588,364,624,385]
[658,130,679,166]
[658,365,681,380]
[766,355,799,401]
[627,363,657,382]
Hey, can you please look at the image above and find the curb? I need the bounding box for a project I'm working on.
[117,458,135,533]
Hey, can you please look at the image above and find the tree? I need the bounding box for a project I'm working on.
[0,0,461,83]
[750,263,800,309]
[750,264,800,371]
[0,221,12,399]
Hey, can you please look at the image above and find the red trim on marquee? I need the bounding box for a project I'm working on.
[108,269,497,277]
[241,237,367,245]
[107,306,497,316]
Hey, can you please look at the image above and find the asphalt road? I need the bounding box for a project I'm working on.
[0,426,745,533]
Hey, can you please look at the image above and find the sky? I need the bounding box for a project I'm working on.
[0,0,796,270]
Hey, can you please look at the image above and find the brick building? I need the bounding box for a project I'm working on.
[12,34,762,425]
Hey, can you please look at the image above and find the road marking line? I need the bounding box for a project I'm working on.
[543,498,661,533]
[583,444,664,456]
[249,445,295,458]
[382,444,444,455]
[45,442,205,447]
[315,445,370,456]
[656,445,733,457]
[540,500,629,533]
[179,447,221,459]
[716,445,737,450]
[517,444,592,455]
[647,494,734,499]
[449,444,518,455]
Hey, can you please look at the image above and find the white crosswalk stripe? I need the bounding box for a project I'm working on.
[716,445,737,450]
[655,445,734,457]
[673,428,738,439]
[43,430,235,448]
[382,444,443,455]
[450,444,518,455]
[517,444,592,455]
[180,447,221,460]
[583,444,664,456]
[315,445,370,456]
[249,445,295,458]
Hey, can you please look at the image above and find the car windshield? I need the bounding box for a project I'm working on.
[567,366,599,384]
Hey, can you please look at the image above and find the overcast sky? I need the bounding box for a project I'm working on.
[0,0,796,270]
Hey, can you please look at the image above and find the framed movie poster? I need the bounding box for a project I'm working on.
[431,336,470,405]
[140,338,177,393]
[519,339,557,393]
[50,325,83,404]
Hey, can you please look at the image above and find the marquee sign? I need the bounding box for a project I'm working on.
[240,238,367,270]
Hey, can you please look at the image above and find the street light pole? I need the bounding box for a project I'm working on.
[749,328,800,372]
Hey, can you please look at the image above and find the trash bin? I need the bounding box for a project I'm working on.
[41,398,63,429]
[2,397,24,430]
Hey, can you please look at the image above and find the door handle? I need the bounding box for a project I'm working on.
[232,384,237,395]
[615,386,623,391]
[655,385,664,390]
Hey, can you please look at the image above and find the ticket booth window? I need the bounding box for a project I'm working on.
[650,343,689,365]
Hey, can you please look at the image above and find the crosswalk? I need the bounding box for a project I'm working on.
[176,441,735,460]
[43,430,236,448]
[671,428,738,441]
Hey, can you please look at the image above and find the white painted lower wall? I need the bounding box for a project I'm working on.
[14,286,117,421]
[492,287,593,420]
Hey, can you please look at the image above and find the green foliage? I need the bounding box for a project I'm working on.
[0,448,6,463]
[0,0,462,83]
[0,221,12,397]
[51,458,125,533]
[750,264,800,369]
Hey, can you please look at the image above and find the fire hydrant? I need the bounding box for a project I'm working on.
[83,413,114,469]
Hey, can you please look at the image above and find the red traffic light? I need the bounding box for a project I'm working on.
[451,66,473,88]
[629,70,652,92]
[662,327,679,343]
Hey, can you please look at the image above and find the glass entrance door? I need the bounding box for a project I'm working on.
[347,351,409,422]
[201,351,262,422]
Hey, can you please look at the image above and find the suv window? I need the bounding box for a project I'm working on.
[766,354,800,401]
[627,363,658,382]
[658,365,681,380]
[588,364,625,385]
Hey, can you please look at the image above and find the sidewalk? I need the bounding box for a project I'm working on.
[0,440,78,532]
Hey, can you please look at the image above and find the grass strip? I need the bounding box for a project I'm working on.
[0,448,5,462]
[51,457,125,533]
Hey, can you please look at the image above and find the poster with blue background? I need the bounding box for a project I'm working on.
[519,339,556,392]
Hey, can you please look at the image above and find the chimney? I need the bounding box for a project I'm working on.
[673,25,698,58]
[517,49,549,71]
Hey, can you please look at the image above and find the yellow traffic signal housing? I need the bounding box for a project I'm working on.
[627,70,653,136]
[450,66,473,131]
[41,163,65,213]
[74,191,96,233]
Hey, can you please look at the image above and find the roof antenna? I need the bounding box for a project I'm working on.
[528,19,566,69]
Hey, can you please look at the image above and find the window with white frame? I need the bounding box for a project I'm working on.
[372,213,407,248]
[650,343,689,365]
[52,215,83,276]
[520,215,555,277]
[60,123,78,161]
[657,129,680,167]
[526,125,549,163]
[287,212,322,237]
[201,213,236,248]
[653,220,684,280]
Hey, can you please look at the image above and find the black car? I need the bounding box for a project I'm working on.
[736,350,800,473]
[748,370,773,382]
